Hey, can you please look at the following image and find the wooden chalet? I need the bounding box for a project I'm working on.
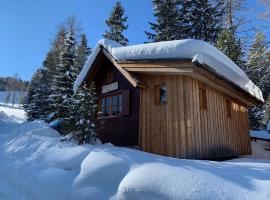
[74,39,264,160]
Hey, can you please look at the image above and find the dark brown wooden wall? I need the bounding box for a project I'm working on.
[92,55,140,146]
[139,75,251,160]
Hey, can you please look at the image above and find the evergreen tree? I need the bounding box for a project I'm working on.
[73,82,98,144]
[24,68,53,121]
[263,96,270,126]
[216,29,245,68]
[146,0,183,42]
[53,30,78,121]
[246,32,270,98]
[46,27,67,120]
[24,69,43,121]
[181,0,224,43]
[103,1,129,45]
[75,34,91,75]
[246,32,270,130]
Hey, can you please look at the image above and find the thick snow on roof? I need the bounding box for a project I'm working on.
[250,130,270,140]
[74,39,264,102]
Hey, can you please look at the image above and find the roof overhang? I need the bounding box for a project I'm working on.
[117,59,263,106]
[79,48,144,89]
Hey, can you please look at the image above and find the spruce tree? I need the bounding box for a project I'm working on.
[216,29,245,68]
[73,82,98,144]
[53,30,78,121]
[103,1,129,45]
[24,69,43,121]
[246,32,270,130]
[181,0,224,43]
[146,0,183,42]
[246,32,270,98]
[75,34,91,76]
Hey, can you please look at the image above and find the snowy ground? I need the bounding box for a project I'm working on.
[0,106,270,200]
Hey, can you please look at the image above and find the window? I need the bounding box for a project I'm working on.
[99,93,123,117]
[155,84,167,103]
[107,73,114,83]
[199,85,207,110]
[226,99,232,118]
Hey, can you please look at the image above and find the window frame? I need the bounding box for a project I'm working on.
[106,73,114,83]
[199,84,207,110]
[225,98,232,118]
[155,83,168,104]
[98,92,123,118]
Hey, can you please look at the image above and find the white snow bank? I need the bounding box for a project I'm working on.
[0,105,25,123]
[1,114,270,199]
[250,130,270,140]
[74,39,263,102]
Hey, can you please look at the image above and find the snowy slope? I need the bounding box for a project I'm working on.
[74,39,263,102]
[0,108,270,200]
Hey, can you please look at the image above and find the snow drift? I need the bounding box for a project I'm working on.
[1,111,270,200]
[74,39,263,102]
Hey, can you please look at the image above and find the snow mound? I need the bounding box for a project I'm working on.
[74,39,263,102]
[1,116,270,199]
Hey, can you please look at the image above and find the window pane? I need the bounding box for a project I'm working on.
[118,94,122,105]
[112,95,118,106]
[112,105,118,115]
[160,86,167,102]
[118,104,122,114]
[105,97,111,116]
[100,98,106,116]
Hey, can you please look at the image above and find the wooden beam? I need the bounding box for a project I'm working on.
[191,67,260,106]
[124,67,194,75]
[102,48,144,88]
[118,61,194,68]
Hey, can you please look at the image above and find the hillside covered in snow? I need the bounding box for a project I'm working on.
[0,106,270,200]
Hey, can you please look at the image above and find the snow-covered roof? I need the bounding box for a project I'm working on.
[74,39,264,102]
[250,130,270,140]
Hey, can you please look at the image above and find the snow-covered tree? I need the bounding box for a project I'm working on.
[24,69,43,121]
[103,1,129,45]
[146,0,183,42]
[24,67,52,121]
[246,32,270,130]
[75,34,91,75]
[246,32,270,98]
[181,0,224,43]
[72,82,98,144]
[53,30,78,121]
[216,29,245,68]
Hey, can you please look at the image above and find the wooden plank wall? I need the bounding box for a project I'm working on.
[139,75,251,159]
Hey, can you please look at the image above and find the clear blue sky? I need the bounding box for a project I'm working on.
[0,0,154,80]
[0,0,267,81]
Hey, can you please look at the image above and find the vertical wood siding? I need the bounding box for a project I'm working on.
[139,75,251,159]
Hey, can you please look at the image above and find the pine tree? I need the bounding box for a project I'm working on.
[216,29,245,68]
[181,0,224,43]
[246,32,270,98]
[46,26,67,120]
[53,30,78,121]
[73,82,98,144]
[246,32,270,130]
[24,69,43,121]
[146,0,183,42]
[75,34,91,76]
[103,1,129,45]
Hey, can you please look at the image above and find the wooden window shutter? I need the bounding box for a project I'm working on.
[199,85,207,110]
[226,99,232,118]
[122,90,130,115]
